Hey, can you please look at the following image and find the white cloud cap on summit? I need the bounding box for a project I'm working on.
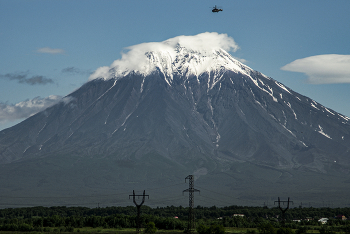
[281,54,350,84]
[89,32,240,81]
[164,32,239,52]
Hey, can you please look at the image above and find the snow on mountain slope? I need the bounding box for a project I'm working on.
[89,32,252,82]
[1,32,350,171]
[87,32,350,144]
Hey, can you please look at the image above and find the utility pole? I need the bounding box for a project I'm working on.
[129,190,149,233]
[183,175,200,234]
[274,197,293,226]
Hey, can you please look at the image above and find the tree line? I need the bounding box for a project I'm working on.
[2,205,350,219]
[1,205,350,233]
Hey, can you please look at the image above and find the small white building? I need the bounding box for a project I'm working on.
[233,214,245,217]
[318,218,329,224]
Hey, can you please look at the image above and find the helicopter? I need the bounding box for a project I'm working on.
[212,5,223,13]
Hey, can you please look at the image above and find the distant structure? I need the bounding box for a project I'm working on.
[183,175,200,234]
[129,190,149,233]
[274,197,293,226]
[318,218,329,224]
[233,214,245,217]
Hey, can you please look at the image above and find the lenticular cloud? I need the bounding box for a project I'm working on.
[281,54,350,84]
[89,32,239,81]
[164,32,239,52]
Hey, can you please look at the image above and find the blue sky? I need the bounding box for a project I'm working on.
[1,0,350,131]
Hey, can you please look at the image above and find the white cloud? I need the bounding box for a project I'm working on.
[89,32,240,80]
[234,57,247,64]
[37,47,65,54]
[0,95,63,122]
[89,66,110,80]
[281,54,350,84]
[164,32,239,52]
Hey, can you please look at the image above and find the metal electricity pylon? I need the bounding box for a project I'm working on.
[183,175,200,234]
[274,197,293,226]
[129,190,149,233]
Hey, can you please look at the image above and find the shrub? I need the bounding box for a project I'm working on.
[210,224,225,234]
[197,224,210,234]
[257,223,276,234]
[144,222,157,234]
[295,226,307,234]
[276,227,293,234]
[319,226,336,234]
[66,226,74,232]
[196,224,225,234]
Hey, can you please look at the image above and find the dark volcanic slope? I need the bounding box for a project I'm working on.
[1,70,350,170]
[1,47,350,207]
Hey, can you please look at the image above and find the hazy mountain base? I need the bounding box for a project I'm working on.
[1,152,350,208]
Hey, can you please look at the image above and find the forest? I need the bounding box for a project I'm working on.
[1,205,350,233]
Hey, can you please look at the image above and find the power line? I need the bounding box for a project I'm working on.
[195,186,234,199]
[0,192,130,199]
[129,190,149,233]
[183,175,200,234]
[0,182,184,200]
[196,195,232,206]
[146,182,184,191]
[274,197,293,226]
[155,196,186,204]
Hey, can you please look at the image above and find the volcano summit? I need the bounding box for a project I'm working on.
[1,32,350,207]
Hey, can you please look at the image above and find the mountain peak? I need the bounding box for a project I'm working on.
[89,32,252,81]
[2,33,350,207]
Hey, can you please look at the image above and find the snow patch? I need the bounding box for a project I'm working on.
[67,131,74,139]
[97,80,117,101]
[23,146,30,154]
[248,76,277,102]
[281,124,296,137]
[339,113,350,121]
[229,78,234,85]
[121,113,132,126]
[275,81,292,94]
[324,107,335,115]
[37,122,47,135]
[216,133,221,143]
[311,101,319,110]
[140,77,146,93]
[105,114,110,124]
[285,102,297,119]
[299,141,308,147]
[317,125,332,139]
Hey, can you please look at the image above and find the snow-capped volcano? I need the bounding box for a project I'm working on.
[1,32,350,207]
[89,32,251,81]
